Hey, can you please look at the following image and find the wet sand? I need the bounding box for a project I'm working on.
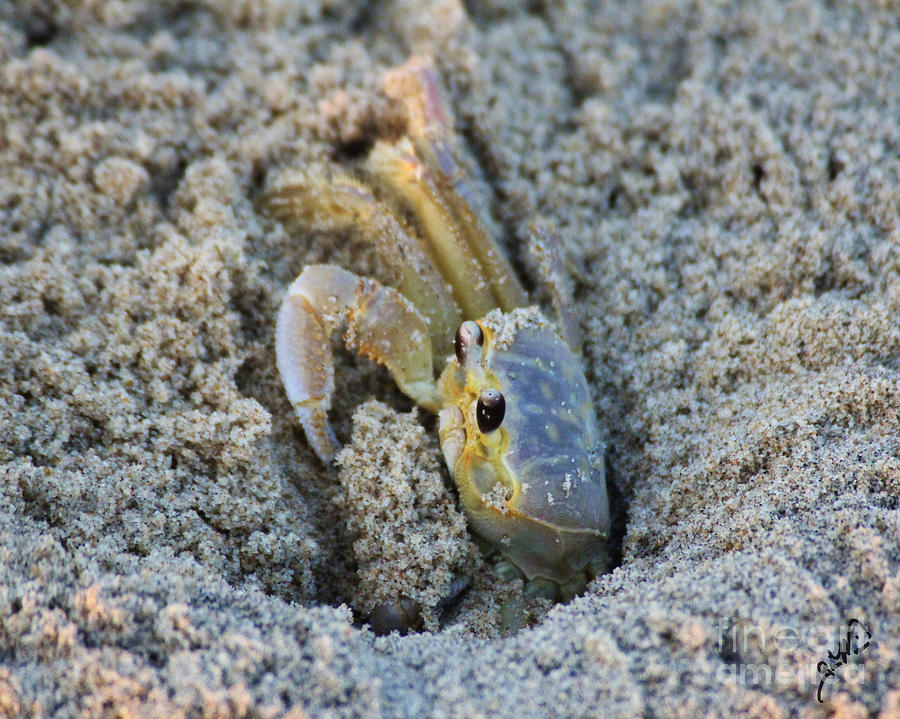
[1,1,898,716]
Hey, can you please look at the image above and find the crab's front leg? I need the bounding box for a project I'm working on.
[277,264,439,462]
[264,168,462,361]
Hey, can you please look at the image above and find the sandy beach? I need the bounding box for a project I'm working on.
[1,1,899,716]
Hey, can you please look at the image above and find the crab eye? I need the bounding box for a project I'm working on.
[476,389,505,433]
[454,321,483,365]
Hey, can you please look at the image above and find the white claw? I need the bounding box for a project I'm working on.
[275,265,438,462]
[276,289,340,462]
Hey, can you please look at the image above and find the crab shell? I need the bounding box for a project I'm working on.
[438,310,610,583]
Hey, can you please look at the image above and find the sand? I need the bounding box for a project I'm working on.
[1,0,899,716]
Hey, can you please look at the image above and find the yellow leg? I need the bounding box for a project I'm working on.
[365,139,497,319]
[264,168,462,360]
[379,56,529,314]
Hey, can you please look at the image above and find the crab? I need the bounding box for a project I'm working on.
[264,57,610,622]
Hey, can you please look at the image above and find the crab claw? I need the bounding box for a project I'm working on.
[276,264,439,462]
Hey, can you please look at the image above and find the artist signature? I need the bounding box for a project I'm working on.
[816,618,871,703]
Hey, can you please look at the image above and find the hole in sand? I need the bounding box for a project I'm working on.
[283,391,629,637]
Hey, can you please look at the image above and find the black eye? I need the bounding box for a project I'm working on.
[454,321,483,365]
[476,389,505,433]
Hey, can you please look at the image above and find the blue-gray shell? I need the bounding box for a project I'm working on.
[486,324,610,536]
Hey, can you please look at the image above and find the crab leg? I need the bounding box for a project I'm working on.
[526,219,582,352]
[381,56,481,215]
[365,139,493,319]
[264,167,462,360]
[366,139,527,318]
[276,264,439,462]
[380,56,529,314]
